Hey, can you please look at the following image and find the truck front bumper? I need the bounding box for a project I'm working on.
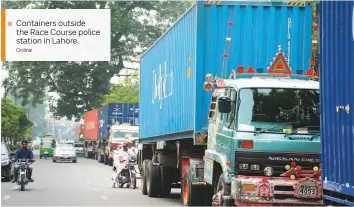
[231,175,323,206]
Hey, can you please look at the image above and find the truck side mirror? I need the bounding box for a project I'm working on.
[218,96,232,113]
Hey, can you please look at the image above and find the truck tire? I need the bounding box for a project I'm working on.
[204,185,214,206]
[181,168,204,206]
[109,158,113,166]
[146,160,161,197]
[141,159,149,195]
[160,166,172,198]
[98,153,103,163]
[215,173,232,206]
[104,155,109,165]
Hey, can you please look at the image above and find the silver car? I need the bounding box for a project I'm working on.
[53,144,77,163]
[73,143,84,156]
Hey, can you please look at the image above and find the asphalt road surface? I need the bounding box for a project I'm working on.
[1,150,181,206]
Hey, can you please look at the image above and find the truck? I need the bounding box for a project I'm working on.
[104,123,139,167]
[96,103,139,165]
[137,1,323,206]
[319,1,354,206]
[83,109,99,158]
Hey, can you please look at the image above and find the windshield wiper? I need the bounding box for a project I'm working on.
[254,124,286,136]
[309,133,320,141]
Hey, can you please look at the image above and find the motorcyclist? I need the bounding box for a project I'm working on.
[12,140,35,183]
[127,141,137,161]
[112,142,132,183]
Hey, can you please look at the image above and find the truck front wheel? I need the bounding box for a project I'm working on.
[213,173,232,206]
[146,160,161,197]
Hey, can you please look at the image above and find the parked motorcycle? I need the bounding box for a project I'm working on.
[112,155,136,189]
[15,159,34,191]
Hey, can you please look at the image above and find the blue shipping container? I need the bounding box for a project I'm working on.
[99,103,139,139]
[125,103,139,117]
[319,1,354,205]
[139,1,313,141]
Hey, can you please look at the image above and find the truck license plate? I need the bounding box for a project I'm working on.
[20,171,25,175]
[299,186,317,195]
[44,151,48,154]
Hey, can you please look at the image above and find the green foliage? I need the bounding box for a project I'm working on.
[1,98,34,142]
[2,1,193,121]
[97,73,139,107]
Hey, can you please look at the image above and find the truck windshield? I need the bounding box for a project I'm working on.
[112,130,139,139]
[237,88,320,133]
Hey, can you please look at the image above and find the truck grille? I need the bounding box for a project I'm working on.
[235,151,320,177]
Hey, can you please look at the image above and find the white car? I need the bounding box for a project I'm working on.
[53,144,77,163]
[73,143,84,156]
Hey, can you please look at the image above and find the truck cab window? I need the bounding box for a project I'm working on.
[220,87,233,122]
[236,88,320,132]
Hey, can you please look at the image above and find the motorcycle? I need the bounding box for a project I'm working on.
[112,155,136,189]
[15,159,34,191]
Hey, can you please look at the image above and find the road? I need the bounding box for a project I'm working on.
[1,150,181,206]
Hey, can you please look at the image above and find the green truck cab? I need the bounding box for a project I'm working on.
[181,71,322,206]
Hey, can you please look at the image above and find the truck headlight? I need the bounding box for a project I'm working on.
[264,166,274,176]
[250,164,260,171]
[239,163,249,170]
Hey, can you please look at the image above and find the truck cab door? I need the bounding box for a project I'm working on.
[215,87,237,164]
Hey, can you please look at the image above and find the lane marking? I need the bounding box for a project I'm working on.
[3,195,11,200]
[100,196,108,200]
[12,186,18,190]
[92,187,99,191]
[85,180,91,184]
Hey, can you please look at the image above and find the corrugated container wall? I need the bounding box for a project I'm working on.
[83,109,99,141]
[319,1,354,201]
[99,103,139,139]
[140,1,313,141]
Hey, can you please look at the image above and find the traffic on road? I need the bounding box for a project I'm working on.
[1,149,181,206]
